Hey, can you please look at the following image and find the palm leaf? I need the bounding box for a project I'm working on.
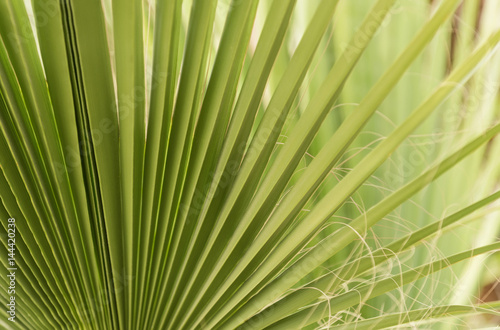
[1,0,499,329]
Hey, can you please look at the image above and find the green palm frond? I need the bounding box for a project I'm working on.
[1,0,500,329]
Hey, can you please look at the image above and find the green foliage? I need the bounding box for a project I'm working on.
[0,0,499,329]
